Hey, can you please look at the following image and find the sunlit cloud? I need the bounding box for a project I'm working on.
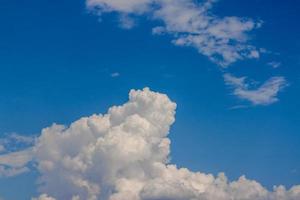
[0,88,298,199]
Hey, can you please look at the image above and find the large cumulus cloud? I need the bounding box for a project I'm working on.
[0,88,299,200]
[33,87,175,200]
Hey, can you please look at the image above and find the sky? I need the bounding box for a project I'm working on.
[0,0,300,199]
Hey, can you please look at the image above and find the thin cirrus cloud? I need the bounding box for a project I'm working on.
[224,73,288,105]
[86,0,261,67]
[0,88,299,200]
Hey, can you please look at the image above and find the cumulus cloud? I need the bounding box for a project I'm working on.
[0,88,299,199]
[224,74,288,105]
[86,0,261,66]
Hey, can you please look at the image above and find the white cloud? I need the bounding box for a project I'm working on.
[0,149,33,168]
[0,165,29,178]
[0,88,298,199]
[111,72,120,77]
[86,0,261,66]
[0,133,35,177]
[0,133,35,153]
[268,61,281,68]
[32,194,56,200]
[87,0,152,13]
[0,145,5,153]
[0,148,33,177]
[118,15,136,29]
[8,133,35,144]
[224,74,288,105]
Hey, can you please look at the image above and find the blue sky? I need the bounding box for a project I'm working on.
[0,0,300,199]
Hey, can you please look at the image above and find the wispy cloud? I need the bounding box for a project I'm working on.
[0,165,30,178]
[228,104,249,110]
[268,61,281,68]
[0,133,35,177]
[118,15,136,29]
[0,133,35,153]
[110,72,120,77]
[0,145,5,153]
[32,194,56,200]
[86,0,261,66]
[86,0,290,105]
[0,148,33,177]
[224,74,288,105]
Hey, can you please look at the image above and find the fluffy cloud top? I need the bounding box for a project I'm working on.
[0,88,299,200]
[86,0,261,66]
[224,74,288,105]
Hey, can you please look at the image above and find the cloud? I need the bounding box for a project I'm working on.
[224,74,288,105]
[0,133,35,153]
[32,194,56,200]
[86,0,261,66]
[0,133,35,177]
[85,0,289,105]
[118,15,136,29]
[1,88,299,200]
[0,149,33,168]
[0,149,32,177]
[0,165,29,178]
[0,145,5,153]
[268,61,281,69]
[111,72,120,77]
